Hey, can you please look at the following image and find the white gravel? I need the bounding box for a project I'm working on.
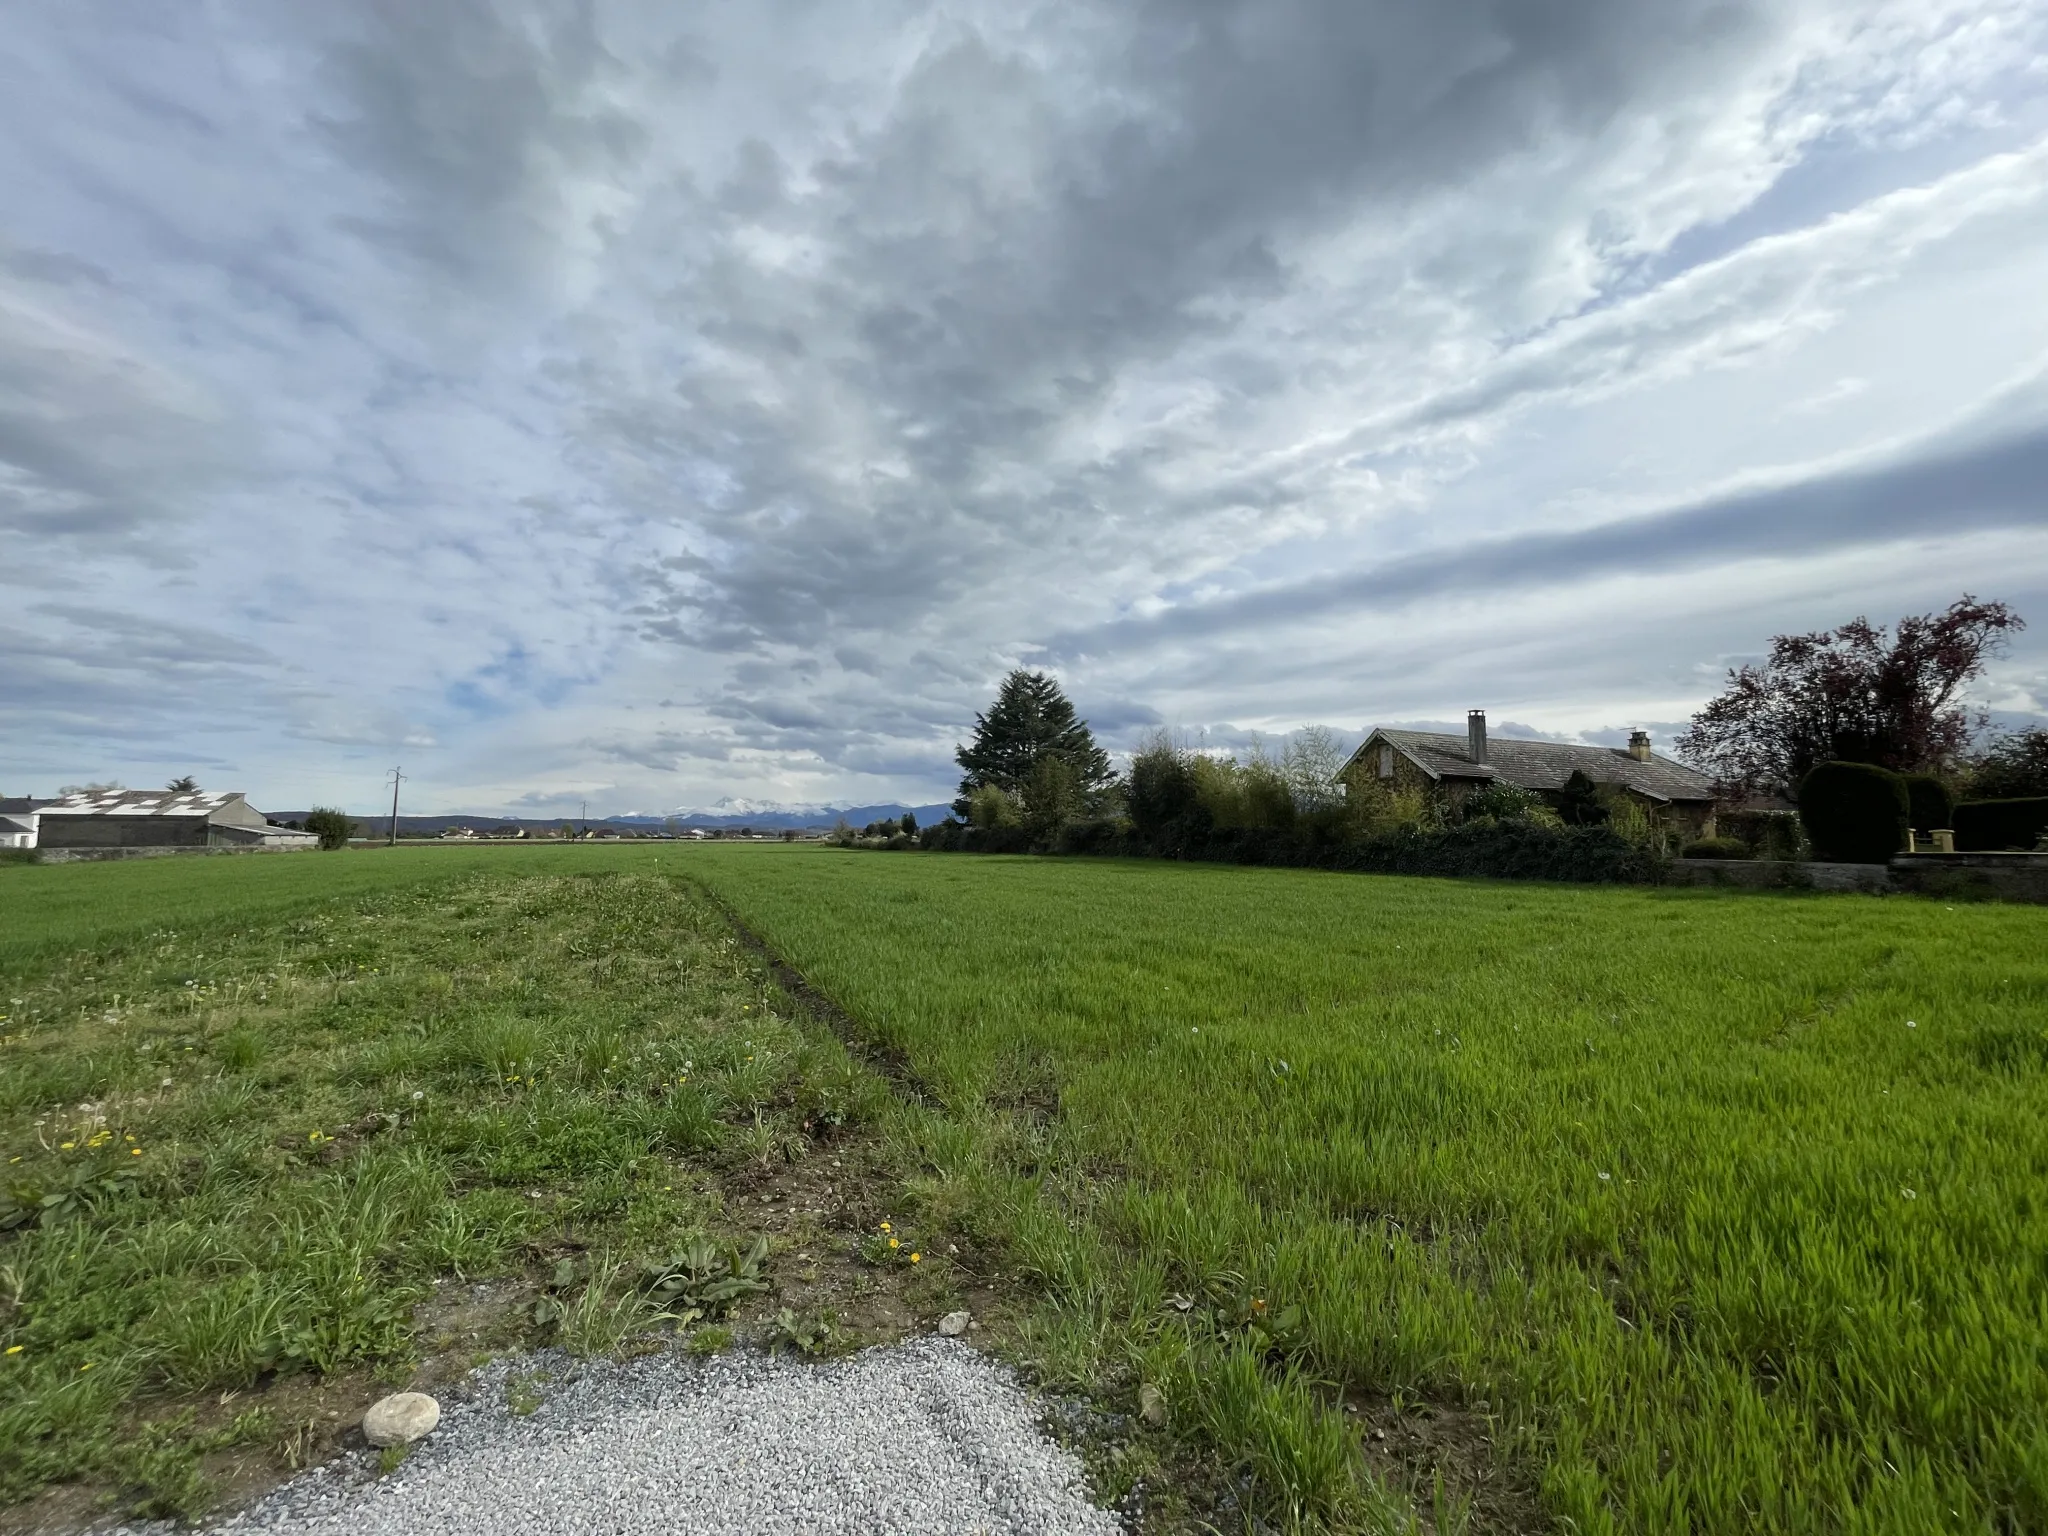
[186,1337,1123,1536]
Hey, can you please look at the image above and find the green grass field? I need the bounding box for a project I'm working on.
[3,845,2044,1532]
[0,849,898,1520]
[679,846,2048,1534]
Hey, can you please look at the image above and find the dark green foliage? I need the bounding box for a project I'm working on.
[953,670,1112,816]
[1682,836,1752,860]
[1021,754,1084,843]
[165,776,200,794]
[1902,774,1955,832]
[1797,761,1908,863]
[1555,770,1610,827]
[925,814,1658,883]
[1125,736,1207,842]
[1715,809,1805,861]
[0,849,36,867]
[899,812,917,836]
[303,808,355,851]
[1460,781,1544,823]
[1967,728,2048,800]
[1952,797,2048,852]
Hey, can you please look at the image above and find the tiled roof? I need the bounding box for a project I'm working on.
[41,790,243,817]
[1366,730,1716,802]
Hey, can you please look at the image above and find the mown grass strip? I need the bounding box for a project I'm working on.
[0,858,893,1520]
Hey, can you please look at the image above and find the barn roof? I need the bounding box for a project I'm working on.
[41,789,246,817]
[1357,729,1716,803]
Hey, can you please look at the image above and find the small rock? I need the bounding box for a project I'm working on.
[362,1392,440,1447]
[1138,1383,1167,1428]
[937,1311,971,1338]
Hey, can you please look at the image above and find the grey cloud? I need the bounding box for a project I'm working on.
[561,0,1816,655]
[317,0,644,284]
[1042,426,2048,660]
[6,2,2044,810]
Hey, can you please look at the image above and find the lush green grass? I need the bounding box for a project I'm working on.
[684,847,2048,1534]
[0,851,887,1518]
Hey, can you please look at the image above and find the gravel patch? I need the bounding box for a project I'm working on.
[165,1337,1122,1536]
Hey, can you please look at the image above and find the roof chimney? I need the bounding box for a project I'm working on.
[1627,729,1653,763]
[1467,710,1487,765]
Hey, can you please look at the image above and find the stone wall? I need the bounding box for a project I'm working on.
[1661,853,2048,903]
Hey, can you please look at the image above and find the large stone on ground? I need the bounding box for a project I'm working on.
[363,1392,441,1447]
[937,1311,971,1337]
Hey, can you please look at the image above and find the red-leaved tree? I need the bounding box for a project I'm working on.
[1675,596,2023,798]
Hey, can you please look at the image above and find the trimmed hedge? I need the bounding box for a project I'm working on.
[917,815,1660,883]
[1797,762,1908,864]
[1901,774,1956,833]
[1953,797,2048,853]
[1681,836,1751,860]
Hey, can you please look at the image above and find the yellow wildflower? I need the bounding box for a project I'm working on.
[910,1253,921,1264]
[888,1238,899,1250]
[4,1346,22,1356]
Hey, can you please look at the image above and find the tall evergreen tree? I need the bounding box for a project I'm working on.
[954,670,1112,817]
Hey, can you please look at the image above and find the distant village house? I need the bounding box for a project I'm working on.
[0,798,46,850]
[1339,711,1718,838]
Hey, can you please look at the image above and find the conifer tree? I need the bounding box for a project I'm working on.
[953,670,1112,817]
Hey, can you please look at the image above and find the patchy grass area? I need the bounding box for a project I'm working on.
[0,854,981,1527]
[686,846,2048,1534]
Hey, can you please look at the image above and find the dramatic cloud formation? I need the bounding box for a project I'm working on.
[3,1,2046,812]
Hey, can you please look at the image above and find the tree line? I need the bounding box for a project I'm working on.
[886,593,2045,867]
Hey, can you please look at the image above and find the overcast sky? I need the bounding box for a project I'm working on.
[5,2,2047,815]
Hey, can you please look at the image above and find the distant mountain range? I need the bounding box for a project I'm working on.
[263,801,954,834]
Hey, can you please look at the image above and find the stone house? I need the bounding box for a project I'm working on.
[1339,711,1719,838]
[35,789,318,850]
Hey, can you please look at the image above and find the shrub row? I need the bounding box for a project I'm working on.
[1953,797,2048,853]
[917,815,1661,884]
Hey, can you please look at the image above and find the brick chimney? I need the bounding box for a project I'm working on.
[1627,729,1653,763]
[1467,710,1487,765]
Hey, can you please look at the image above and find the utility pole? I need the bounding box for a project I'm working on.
[580,799,587,839]
[387,766,405,846]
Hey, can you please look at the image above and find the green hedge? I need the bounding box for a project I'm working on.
[1901,774,1956,833]
[918,815,1660,883]
[1681,836,1751,860]
[1953,797,2048,853]
[1797,762,1908,864]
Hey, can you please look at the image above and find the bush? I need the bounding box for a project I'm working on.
[1966,727,2048,800]
[1460,782,1544,823]
[1681,836,1751,860]
[303,807,356,851]
[1952,797,2048,852]
[1797,762,1908,863]
[1125,734,1211,847]
[1901,774,1955,832]
[966,784,1022,831]
[1716,809,1804,860]
[1555,770,1609,826]
[0,848,39,866]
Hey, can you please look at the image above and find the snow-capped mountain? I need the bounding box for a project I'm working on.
[609,797,956,829]
[668,796,846,819]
